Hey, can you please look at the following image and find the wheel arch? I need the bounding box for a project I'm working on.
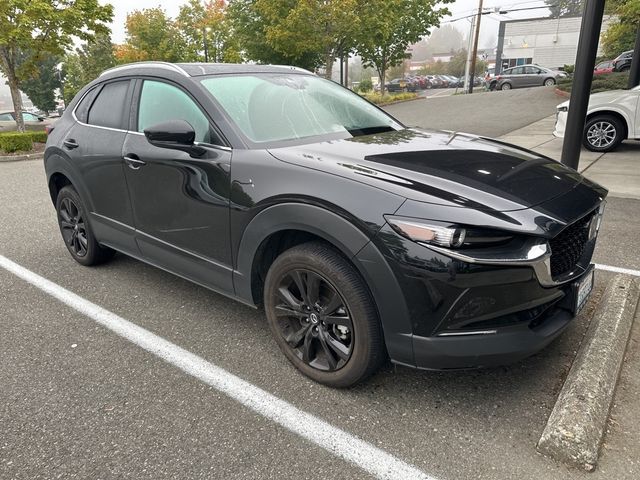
[45,153,96,212]
[233,202,415,366]
[586,109,630,139]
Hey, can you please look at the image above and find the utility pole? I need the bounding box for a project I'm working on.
[468,0,484,94]
[463,15,476,93]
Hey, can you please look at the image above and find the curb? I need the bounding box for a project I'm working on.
[537,274,640,470]
[0,152,44,163]
[554,88,571,98]
[377,96,424,107]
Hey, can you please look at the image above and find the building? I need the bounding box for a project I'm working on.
[495,15,615,73]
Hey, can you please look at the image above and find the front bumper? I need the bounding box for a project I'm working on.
[554,110,568,138]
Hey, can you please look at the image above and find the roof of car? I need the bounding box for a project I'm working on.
[99,61,313,78]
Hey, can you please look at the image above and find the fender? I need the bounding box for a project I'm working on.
[588,106,634,137]
[44,151,95,213]
[233,202,414,365]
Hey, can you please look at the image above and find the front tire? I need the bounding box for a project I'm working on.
[264,242,385,387]
[583,115,625,152]
[56,186,115,266]
[544,78,556,86]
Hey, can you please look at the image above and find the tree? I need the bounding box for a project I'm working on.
[227,0,323,70]
[354,0,452,92]
[18,55,61,113]
[410,25,464,62]
[177,0,242,63]
[602,0,640,58]
[546,0,584,17]
[115,8,187,63]
[257,0,360,79]
[62,32,116,105]
[0,0,113,131]
[446,49,487,78]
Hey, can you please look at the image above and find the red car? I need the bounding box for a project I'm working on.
[594,60,614,75]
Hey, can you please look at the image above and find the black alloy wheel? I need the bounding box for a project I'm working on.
[273,269,353,371]
[56,186,115,266]
[59,196,88,258]
[264,242,385,387]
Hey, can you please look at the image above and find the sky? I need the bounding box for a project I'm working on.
[102,0,553,50]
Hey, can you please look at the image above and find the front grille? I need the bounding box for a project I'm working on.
[549,213,592,278]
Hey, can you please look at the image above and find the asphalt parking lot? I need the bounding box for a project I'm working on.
[2,94,640,479]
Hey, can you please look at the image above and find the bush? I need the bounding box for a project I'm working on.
[563,64,575,75]
[361,92,419,105]
[358,79,373,92]
[556,72,630,94]
[29,131,48,143]
[0,132,34,153]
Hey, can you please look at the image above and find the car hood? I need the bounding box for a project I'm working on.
[558,89,636,110]
[268,128,590,213]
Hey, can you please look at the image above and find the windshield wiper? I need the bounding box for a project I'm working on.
[347,126,395,137]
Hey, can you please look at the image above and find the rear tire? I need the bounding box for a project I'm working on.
[500,82,512,90]
[264,242,385,387]
[583,115,625,152]
[56,186,115,266]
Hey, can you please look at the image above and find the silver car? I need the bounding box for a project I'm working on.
[0,110,54,132]
[490,65,567,91]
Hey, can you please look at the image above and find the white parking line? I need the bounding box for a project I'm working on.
[595,263,640,278]
[0,255,435,480]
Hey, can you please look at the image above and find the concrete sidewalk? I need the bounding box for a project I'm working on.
[500,115,640,199]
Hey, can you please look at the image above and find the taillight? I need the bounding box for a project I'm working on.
[45,125,54,135]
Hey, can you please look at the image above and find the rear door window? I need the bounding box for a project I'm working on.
[87,80,130,129]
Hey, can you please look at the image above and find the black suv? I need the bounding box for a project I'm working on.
[45,62,607,387]
[613,50,633,72]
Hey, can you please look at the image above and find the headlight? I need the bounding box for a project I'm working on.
[385,217,513,249]
[557,105,568,112]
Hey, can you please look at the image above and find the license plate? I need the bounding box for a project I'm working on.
[573,267,594,314]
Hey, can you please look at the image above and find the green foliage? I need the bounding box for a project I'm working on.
[546,0,584,17]
[115,8,187,63]
[29,131,48,143]
[354,0,453,91]
[563,64,575,74]
[360,92,419,105]
[357,78,373,92]
[0,0,113,131]
[0,132,34,153]
[18,54,61,113]
[177,0,242,63]
[602,0,640,58]
[62,32,116,104]
[556,72,630,93]
[227,0,323,70]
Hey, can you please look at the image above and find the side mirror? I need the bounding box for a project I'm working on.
[143,119,205,156]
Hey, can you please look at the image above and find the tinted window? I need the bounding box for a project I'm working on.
[524,66,541,74]
[75,87,99,123]
[511,67,525,75]
[0,113,13,121]
[138,80,211,143]
[87,81,129,129]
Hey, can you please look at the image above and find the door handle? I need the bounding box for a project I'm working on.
[124,155,146,170]
[63,139,79,149]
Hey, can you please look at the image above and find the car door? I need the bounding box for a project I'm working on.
[509,67,525,87]
[523,66,540,86]
[122,78,233,294]
[61,79,138,254]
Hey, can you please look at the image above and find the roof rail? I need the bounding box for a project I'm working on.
[100,61,189,77]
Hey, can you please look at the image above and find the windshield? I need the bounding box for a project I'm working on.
[200,73,402,145]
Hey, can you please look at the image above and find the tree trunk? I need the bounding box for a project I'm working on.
[325,52,333,80]
[379,65,386,95]
[0,49,25,133]
[7,77,25,133]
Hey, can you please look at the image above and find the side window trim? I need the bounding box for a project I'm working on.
[132,77,230,150]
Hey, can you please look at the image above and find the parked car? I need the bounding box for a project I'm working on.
[594,60,614,75]
[0,110,54,132]
[554,84,640,152]
[613,50,633,72]
[46,62,607,387]
[426,75,445,88]
[385,78,416,92]
[489,65,567,90]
